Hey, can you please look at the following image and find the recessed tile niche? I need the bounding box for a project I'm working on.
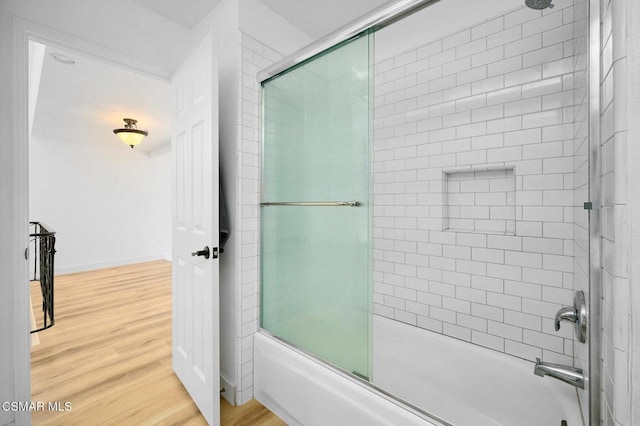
[443,167,515,235]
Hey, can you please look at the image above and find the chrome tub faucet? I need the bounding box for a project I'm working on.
[534,358,584,389]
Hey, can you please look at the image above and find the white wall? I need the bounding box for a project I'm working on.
[29,138,171,274]
[0,7,19,424]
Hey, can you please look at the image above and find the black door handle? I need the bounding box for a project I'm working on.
[191,246,210,259]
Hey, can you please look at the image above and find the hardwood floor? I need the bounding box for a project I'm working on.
[30,260,285,425]
[221,399,285,426]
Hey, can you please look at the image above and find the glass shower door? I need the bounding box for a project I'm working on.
[261,33,373,379]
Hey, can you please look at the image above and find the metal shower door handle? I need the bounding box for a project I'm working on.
[260,201,361,207]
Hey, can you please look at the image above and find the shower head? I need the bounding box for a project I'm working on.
[525,0,554,9]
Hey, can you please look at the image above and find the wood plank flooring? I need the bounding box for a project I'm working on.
[30,260,285,425]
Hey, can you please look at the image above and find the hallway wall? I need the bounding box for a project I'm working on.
[29,137,171,274]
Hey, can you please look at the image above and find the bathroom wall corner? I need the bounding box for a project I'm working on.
[600,0,640,424]
[622,0,640,424]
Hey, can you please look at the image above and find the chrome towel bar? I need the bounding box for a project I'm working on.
[260,201,361,207]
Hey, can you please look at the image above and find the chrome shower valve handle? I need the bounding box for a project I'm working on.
[554,307,578,331]
[554,291,587,343]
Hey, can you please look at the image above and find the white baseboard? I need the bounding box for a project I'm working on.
[220,374,236,406]
[55,255,168,275]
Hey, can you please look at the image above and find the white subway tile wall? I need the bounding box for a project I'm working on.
[373,3,577,363]
[598,0,631,424]
[237,32,283,405]
[443,168,516,234]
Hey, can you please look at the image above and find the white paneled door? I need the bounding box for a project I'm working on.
[171,32,220,426]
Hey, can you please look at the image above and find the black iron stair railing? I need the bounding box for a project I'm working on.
[29,221,56,333]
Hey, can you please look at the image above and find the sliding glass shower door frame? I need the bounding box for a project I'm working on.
[259,31,375,380]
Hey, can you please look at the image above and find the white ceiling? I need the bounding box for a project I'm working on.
[261,0,389,39]
[31,46,172,154]
[130,0,223,29]
[129,0,388,39]
[28,1,390,155]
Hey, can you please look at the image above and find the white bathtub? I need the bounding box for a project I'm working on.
[254,316,584,426]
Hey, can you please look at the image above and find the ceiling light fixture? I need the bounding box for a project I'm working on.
[113,118,149,148]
